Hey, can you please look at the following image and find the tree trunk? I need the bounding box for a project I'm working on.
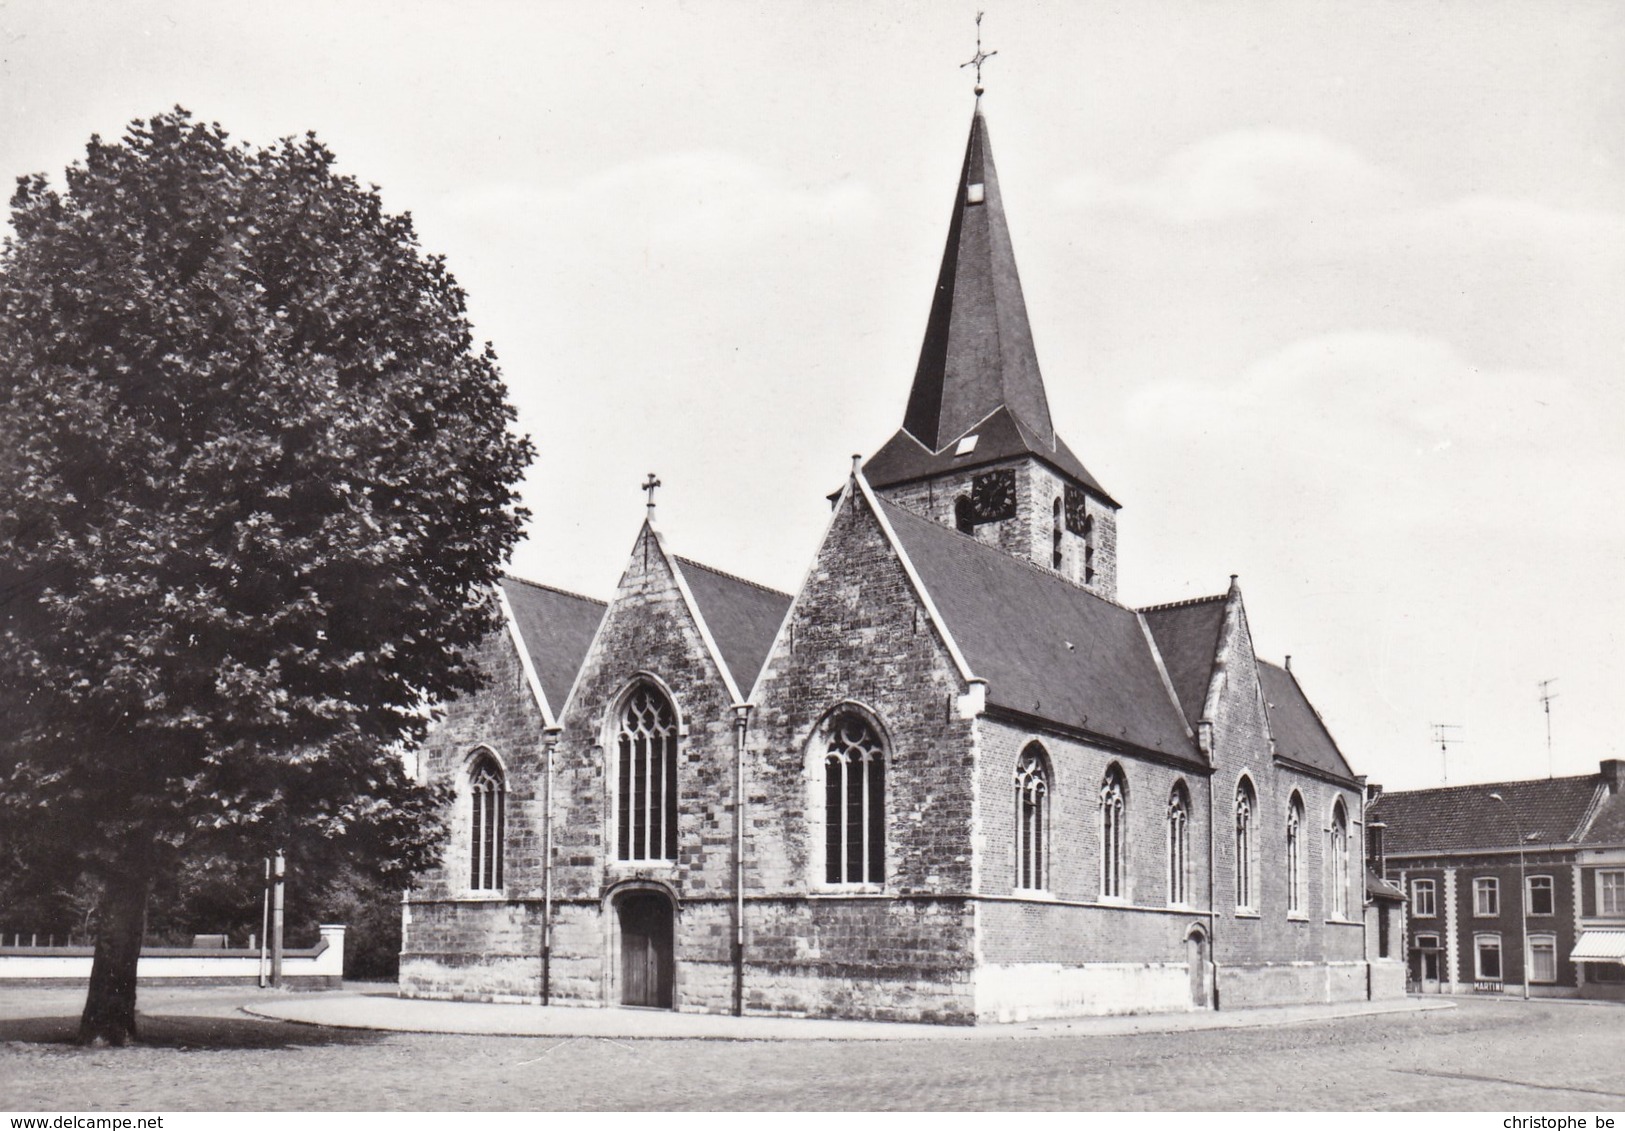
[78,871,152,1046]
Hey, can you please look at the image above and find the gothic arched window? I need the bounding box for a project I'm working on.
[1101,764,1128,900]
[1330,799,1351,919]
[469,751,505,890]
[616,683,679,861]
[1168,781,1190,905]
[1015,744,1050,890]
[1286,792,1305,915]
[823,713,886,884]
[1051,497,1064,570]
[1235,777,1257,910]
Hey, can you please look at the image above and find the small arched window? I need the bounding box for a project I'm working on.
[468,752,505,890]
[1051,497,1064,570]
[1014,745,1050,890]
[955,495,975,535]
[1330,799,1350,919]
[1235,777,1257,910]
[617,683,679,861]
[823,713,885,884]
[1101,764,1128,900]
[1168,781,1190,905]
[1286,792,1305,915]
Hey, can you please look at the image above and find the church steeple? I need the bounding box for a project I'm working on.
[863,103,1121,600]
[903,107,1054,452]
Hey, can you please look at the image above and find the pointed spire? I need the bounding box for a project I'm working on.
[902,107,1054,453]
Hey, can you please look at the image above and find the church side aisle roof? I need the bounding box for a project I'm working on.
[876,495,1200,765]
[1141,597,1228,729]
[498,576,607,715]
[1256,661,1357,783]
[673,556,793,694]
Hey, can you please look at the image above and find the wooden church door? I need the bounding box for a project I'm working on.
[617,891,674,1008]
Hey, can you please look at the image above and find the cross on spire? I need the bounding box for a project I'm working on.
[960,11,997,97]
[642,473,662,519]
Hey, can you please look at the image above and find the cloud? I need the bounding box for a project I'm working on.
[1124,331,1624,539]
[1055,128,1408,224]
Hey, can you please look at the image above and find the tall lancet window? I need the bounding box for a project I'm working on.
[1051,497,1064,570]
[1015,744,1050,890]
[823,713,886,884]
[1330,800,1351,919]
[616,684,679,861]
[1286,793,1305,914]
[468,751,505,890]
[1168,781,1190,905]
[1235,777,1257,910]
[1101,765,1128,900]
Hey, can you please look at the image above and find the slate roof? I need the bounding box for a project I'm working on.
[498,576,606,714]
[903,108,1054,453]
[864,407,1116,506]
[878,496,1200,765]
[1257,661,1357,783]
[674,557,793,693]
[1370,774,1605,855]
[1579,786,1625,846]
[1141,597,1227,729]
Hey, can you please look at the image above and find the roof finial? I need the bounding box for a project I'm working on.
[642,472,662,520]
[960,11,997,99]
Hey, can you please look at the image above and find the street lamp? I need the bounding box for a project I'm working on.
[1487,793,1530,1001]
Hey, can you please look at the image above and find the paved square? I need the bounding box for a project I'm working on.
[3,988,1623,1110]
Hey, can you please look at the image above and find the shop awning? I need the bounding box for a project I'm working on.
[1570,930,1625,963]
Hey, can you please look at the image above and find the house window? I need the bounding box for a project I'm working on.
[1235,777,1257,910]
[1528,934,1558,984]
[1475,934,1503,981]
[1411,879,1437,918]
[468,752,505,891]
[1167,782,1190,906]
[1474,877,1500,917]
[1014,745,1050,890]
[616,683,679,861]
[1286,793,1305,915]
[1100,765,1128,900]
[1590,962,1625,984]
[1329,801,1350,919]
[1600,870,1625,916]
[823,713,885,884]
[1527,875,1554,917]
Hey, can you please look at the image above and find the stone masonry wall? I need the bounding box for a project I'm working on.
[877,458,1117,599]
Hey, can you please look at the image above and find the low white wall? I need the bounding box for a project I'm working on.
[975,962,1194,1023]
[0,924,344,985]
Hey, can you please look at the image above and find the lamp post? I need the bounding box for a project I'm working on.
[1487,793,1530,1001]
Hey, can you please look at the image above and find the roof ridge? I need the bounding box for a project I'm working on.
[500,573,608,607]
[876,495,1137,610]
[1375,773,1599,799]
[1140,594,1228,613]
[672,555,792,600]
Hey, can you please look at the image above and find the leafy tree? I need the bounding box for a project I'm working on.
[0,109,533,1044]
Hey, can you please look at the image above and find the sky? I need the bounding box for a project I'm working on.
[2,0,1621,791]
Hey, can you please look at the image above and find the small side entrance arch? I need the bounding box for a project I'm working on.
[615,888,675,1009]
[1185,925,1209,1008]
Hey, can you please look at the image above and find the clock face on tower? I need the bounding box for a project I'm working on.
[968,470,1017,526]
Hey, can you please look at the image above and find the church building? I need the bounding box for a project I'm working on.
[399,101,1405,1023]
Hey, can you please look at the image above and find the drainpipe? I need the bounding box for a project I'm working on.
[1200,720,1219,1010]
[542,724,562,1006]
[732,702,754,1017]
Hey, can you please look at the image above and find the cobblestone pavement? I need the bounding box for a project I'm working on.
[3,987,1623,1111]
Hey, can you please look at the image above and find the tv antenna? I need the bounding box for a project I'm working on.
[1431,723,1462,785]
[1538,678,1559,778]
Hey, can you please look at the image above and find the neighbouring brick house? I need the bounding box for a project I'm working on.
[400,102,1404,1023]
[1368,759,1625,1000]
